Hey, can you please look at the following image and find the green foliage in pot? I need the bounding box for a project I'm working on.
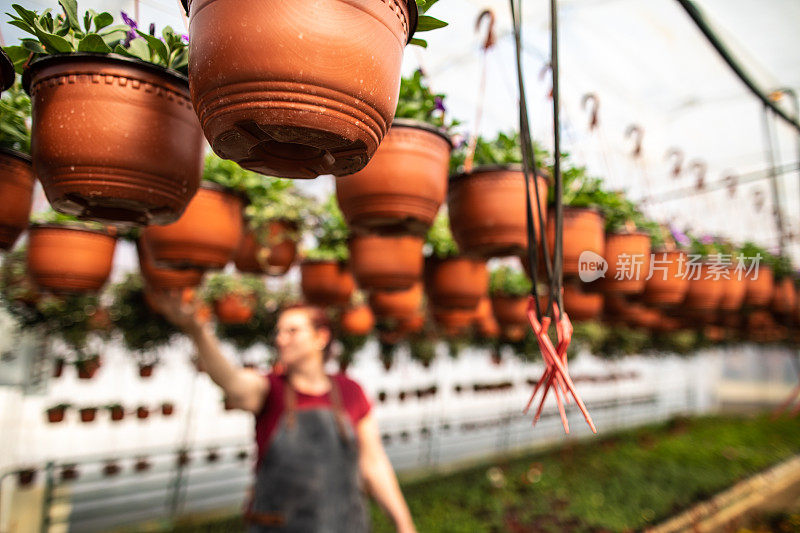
[766,253,794,280]
[4,2,188,74]
[648,329,699,356]
[425,212,459,259]
[489,265,532,297]
[108,273,178,353]
[451,131,548,174]
[201,272,265,304]
[0,84,30,154]
[737,241,769,267]
[595,325,650,359]
[568,320,609,358]
[0,248,103,356]
[396,69,458,132]
[338,333,370,371]
[409,335,437,367]
[687,233,727,259]
[30,209,107,232]
[409,0,447,49]
[305,196,349,262]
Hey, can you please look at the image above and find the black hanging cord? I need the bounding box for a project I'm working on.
[549,0,564,315]
[762,105,787,254]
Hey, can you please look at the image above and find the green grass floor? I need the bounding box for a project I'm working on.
[171,414,800,532]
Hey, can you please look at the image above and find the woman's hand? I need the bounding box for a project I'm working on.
[147,288,205,334]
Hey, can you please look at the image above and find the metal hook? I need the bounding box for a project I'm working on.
[722,172,738,197]
[581,93,599,131]
[665,148,684,178]
[475,10,496,50]
[753,189,765,212]
[625,124,644,158]
[689,160,707,190]
[539,63,553,99]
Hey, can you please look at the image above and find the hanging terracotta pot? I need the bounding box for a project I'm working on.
[683,263,724,314]
[448,166,549,258]
[563,281,603,321]
[744,265,774,308]
[234,221,298,276]
[142,182,244,270]
[474,297,500,339]
[27,224,116,293]
[76,356,102,379]
[718,273,746,313]
[300,260,355,307]
[643,250,690,307]
[46,405,67,424]
[502,324,527,342]
[161,403,175,416]
[214,293,256,324]
[771,277,797,315]
[369,283,423,320]
[491,294,528,328]
[600,231,651,294]
[0,49,14,95]
[138,364,154,378]
[546,207,605,277]
[0,149,35,251]
[137,239,203,291]
[341,305,375,336]
[136,406,150,420]
[336,120,451,233]
[349,234,423,291]
[424,256,488,310]
[398,311,425,335]
[433,307,475,337]
[25,54,204,225]
[79,407,98,423]
[108,405,125,422]
[183,0,417,179]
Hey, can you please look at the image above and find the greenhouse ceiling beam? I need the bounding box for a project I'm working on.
[675,0,800,135]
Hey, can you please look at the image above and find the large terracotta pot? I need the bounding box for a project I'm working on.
[25,54,204,225]
[340,305,375,336]
[349,234,423,291]
[718,273,746,312]
[142,182,244,270]
[214,294,256,324]
[369,283,423,320]
[491,294,529,328]
[564,282,603,321]
[683,263,724,314]
[184,0,417,179]
[771,277,797,315]
[744,265,774,307]
[600,231,651,294]
[546,207,605,277]
[336,120,451,233]
[27,224,116,293]
[448,166,549,258]
[424,256,488,310]
[643,250,690,307]
[234,221,298,276]
[300,260,355,307]
[0,149,35,251]
[137,240,203,290]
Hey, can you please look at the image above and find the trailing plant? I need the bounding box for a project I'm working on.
[108,273,178,353]
[305,196,349,262]
[396,69,458,132]
[409,335,437,367]
[409,0,447,49]
[425,212,459,259]
[4,2,188,74]
[0,83,30,153]
[688,233,726,259]
[738,241,770,267]
[489,265,531,297]
[30,209,107,231]
[766,253,794,280]
[450,131,547,174]
[337,333,370,372]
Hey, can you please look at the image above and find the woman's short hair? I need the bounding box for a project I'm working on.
[279,303,334,361]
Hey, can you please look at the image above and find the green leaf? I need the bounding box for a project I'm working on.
[93,12,114,31]
[416,0,440,14]
[135,30,168,64]
[7,20,38,37]
[20,39,46,54]
[2,45,32,74]
[11,5,37,26]
[100,28,128,47]
[35,31,73,53]
[83,9,92,32]
[417,15,447,32]
[77,33,112,53]
[124,38,151,61]
[57,0,81,31]
[409,37,428,48]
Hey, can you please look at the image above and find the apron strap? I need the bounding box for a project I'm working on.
[284,376,297,430]
[328,377,351,443]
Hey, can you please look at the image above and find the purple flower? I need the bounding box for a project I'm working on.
[182,34,189,41]
[149,23,156,36]
[670,225,690,247]
[434,96,446,113]
[120,11,137,29]
[700,234,714,245]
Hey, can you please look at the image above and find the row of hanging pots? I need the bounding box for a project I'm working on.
[301,261,356,307]
[234,220,298,276]
[24,54,206,225]
[182,0,419,179]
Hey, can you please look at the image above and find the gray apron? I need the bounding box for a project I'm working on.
[246,378,370,532]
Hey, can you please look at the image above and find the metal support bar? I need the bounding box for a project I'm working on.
[763,106,787,253]
[675,0,800,135]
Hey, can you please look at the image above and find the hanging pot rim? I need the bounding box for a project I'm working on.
[390,118,453,148]
[28,221,117,238]
[0,146,32,163]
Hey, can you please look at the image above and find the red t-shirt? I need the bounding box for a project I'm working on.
[254,372,372,466]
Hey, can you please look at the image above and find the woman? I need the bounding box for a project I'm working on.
[150,290,417,533]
